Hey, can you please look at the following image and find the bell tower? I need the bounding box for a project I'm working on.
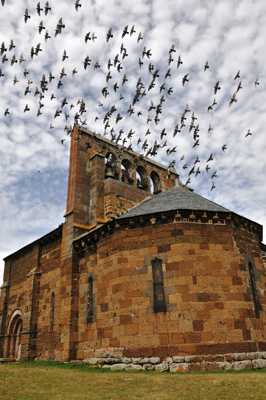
[65,124,179,236]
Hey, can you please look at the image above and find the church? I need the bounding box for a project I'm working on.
[1,125,266,370]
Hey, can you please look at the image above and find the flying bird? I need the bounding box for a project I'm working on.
[177,55,183,68]
[234,70,240,80]
[24,9,31,23]
[122,25,129,38]
[75,0,82,11]
[44,2,52,15]
[229,92,237,106]
[204,61,210,71]
[36,2,43,16]
[182,74,189,86]
[62,50,68,61]
[214,81,221,94]
[137,32,144,42]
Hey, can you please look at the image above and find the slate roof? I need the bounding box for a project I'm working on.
[118,186,230,219]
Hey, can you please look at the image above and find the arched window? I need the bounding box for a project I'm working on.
[121,159,134,184]
[87,274,94,323]
[50,292,55,332]
[136,166,149,190]
[151,258,166,313]
[248,262,262,317]
[150,171,161,194]
[105,152,118,179]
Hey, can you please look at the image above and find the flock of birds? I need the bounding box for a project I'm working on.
[0,0,261,191]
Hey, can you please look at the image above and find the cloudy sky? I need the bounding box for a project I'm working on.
[0,0,265,283]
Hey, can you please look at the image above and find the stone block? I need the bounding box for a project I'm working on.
[155,362,169,372]
[252,359,266,369]
[232,353,247,361]
[125,364,143,371]
[170,363,189,373]
[121,357,132,364]
[143,363,155,371]
[149,357,160,364]
[245,352,259,361]
[232,360,252,370]
[108,364,126,371]
[172,356,185,363]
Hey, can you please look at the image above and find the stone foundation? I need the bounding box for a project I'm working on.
[69,351,266,372]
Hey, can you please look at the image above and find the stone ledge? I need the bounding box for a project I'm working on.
[70,351,266,373]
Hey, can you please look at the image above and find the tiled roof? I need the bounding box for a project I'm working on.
[118,186,230,219]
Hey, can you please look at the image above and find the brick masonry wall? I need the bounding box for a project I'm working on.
[75,220,266,360]
[0,235,62,360]
[35,238,61,360]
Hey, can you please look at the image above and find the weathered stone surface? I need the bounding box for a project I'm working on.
[252,359,266,369]
[131,357,142,364]
[143,363,155,371]
[84,358,101,365]
[232,353,248,361]
[245,352,258,360]
[140,357,152,364]
[155,362,169,372]
[232,360,252,370]
[149,357,160,364]
[121,357,132,364]
[165,357,173,363]
[109,364,127,371]
[172,356,185,363]
[125,364,143,371]
[170,363,189,373]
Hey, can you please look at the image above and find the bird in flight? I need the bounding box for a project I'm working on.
[245,129,252,137]
[24,8,31,23]
[75,0,82,11]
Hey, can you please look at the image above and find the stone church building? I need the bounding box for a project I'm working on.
[1,125,266,369]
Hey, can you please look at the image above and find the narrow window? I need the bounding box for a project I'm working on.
[50,292,55,332]
[152,258,166,313]
[87,275,94,323]
[248,262,262,317]
[150,171,161,194]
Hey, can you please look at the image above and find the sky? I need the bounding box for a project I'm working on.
[0,0,265,283]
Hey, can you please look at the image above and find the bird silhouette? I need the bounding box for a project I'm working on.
[106,28,113,42]
[75,0,82,11]
[214,81,221,94]
[36,2,43,16]
[204,61,210,71]
[182,74,189,86]
[234,70,240,80]
[44,2,52,15]
[229,92,237,106]
[24,9,31,23]
[177,56,183,68]
[245,129,252,137]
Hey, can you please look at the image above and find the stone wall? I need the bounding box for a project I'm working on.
[65,126,179,230]
[71,350,266,372]
[0,229,62,360]
[75,217,266,360]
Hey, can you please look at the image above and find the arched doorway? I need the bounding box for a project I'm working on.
[7,311,23,360]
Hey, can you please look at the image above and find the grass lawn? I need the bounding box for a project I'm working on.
[1,361,266,400]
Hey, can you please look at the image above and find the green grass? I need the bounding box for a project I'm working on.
[1,361,266,400]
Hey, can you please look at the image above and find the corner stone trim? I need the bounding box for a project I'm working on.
[69,352,266,372]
